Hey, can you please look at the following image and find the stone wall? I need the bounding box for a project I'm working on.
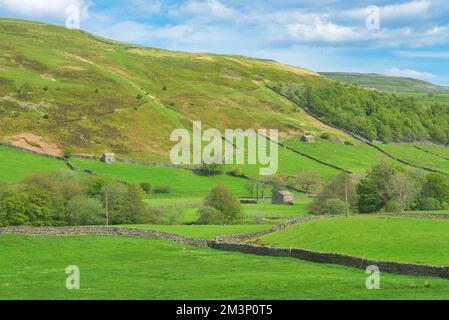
[214,216,327,243]
[212,242,449,279]
[0,226,210,247]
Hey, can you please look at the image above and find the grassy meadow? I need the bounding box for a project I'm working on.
[2,234,449,300]
[0,145,69,181]
[252,216,449,266]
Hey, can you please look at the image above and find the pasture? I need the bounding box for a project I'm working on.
[252,215,449,266]
[70,157,250,197]
[0,146,69,181]
[1,234,449,300]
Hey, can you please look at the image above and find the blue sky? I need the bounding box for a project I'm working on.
[1,0,449,85]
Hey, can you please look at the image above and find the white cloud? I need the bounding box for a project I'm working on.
[344,0,431,21]
[125,0,162,15]
[170,0,239,19]
[394,50,449,59]
[0,0,90,19]
[384,67,436,80]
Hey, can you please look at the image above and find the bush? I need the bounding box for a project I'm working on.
[164,208,185,225]
[153,185,171,194]
[197,206,225,225]
[320,132,331,140]
[205,183,243,223]
[318,198,347,215]
[136,207,162,224]
[140,182,152,194]
[136,94,143,100]
[344,140,354,145]
[227,167,243,177]
[420,197,441,211]
[385,200,402,213]
[67,196,104,226]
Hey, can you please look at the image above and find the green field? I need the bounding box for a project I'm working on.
[381,144,449,174]
[1,234,449,300]
[243,200,311,219]
[144,197,204,207]
[253,216,449,266]
[116,224,273,239]
[0,145,69,181]
[284,139,387,173]
[416,144,449,159]
[70,158,249,197]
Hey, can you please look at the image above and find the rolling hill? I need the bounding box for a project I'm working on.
[320,72,449,94]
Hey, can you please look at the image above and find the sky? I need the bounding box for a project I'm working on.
[1,0,449,85]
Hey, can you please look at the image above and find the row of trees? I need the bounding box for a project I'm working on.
[0,170,159,227]
[309,161,449,215]
[276,81,449,145]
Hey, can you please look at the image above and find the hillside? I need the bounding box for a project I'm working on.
[0,18,346,162]
[320,72,449,94]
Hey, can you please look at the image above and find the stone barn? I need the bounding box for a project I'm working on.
[300,135,316,143]
[101,153,116,164]
[271,190,295,205]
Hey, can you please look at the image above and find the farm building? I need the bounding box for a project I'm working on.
[271,190,294,205]
[300,135,316,143]
[101,153,116,164]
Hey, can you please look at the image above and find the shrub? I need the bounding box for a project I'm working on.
[164,208,184,225]
[420,197,441,211]
[67,196,104,226]
[227,167,243,177]
[320,132,331,140]
[344,140,354,145]
[63,149,73,159]
[136,207,162,224]
[153,185,171,194]
[140,182,152,194]
[318,198,347,215]
[162,85,167,91]
[197,206,225,225]
[43,85,49,91]
[136,94,143,100]
[385,200,402,213]
[205,183,243,223]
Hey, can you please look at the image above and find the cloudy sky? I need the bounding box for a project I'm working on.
[1,0,449,85]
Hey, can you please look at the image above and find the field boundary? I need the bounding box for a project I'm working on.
[0,226,210,247]
[414,144,449,161]
[211,242,449,279]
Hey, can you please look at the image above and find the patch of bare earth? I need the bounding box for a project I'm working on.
[7,133,62,156]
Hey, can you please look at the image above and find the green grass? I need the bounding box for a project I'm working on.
[144,197,204,207]
[243,200,311,219]
[381,144,449,174]
[70,158,249,197]
[253,216,449,266]
[416,144,449,159]
[2,235,449,299]
[0,145,69,181]
[116,224,273,239]
[284,139,387,173]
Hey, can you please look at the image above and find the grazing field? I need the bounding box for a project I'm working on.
[253,216,449,266]
[381,144,449,174]
[230,141,340,179]
[116,224,273,239]
[0,146,69,181]
[1,235,449,300]
[70,158,249,197]
[284,139,387,173]
[416,144,449,159]
[393,92,449,105]
[144,197,204,207]
[243,200,311,219]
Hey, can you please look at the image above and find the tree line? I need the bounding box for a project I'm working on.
[304,161,449,215]
[275,81,449,145]
[0,170,159,227]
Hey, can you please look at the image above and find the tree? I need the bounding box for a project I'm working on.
[387,172,419,212]
[422,173,449,204]
[309,173,357,215]
[368,160,396,205]
[67,196,104,226]
[356,178,382,213]
[295,169,321,196]
[101,182,126,226]
[197,206,225,225]
[245,182,255,199]
[205,183,242,224]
